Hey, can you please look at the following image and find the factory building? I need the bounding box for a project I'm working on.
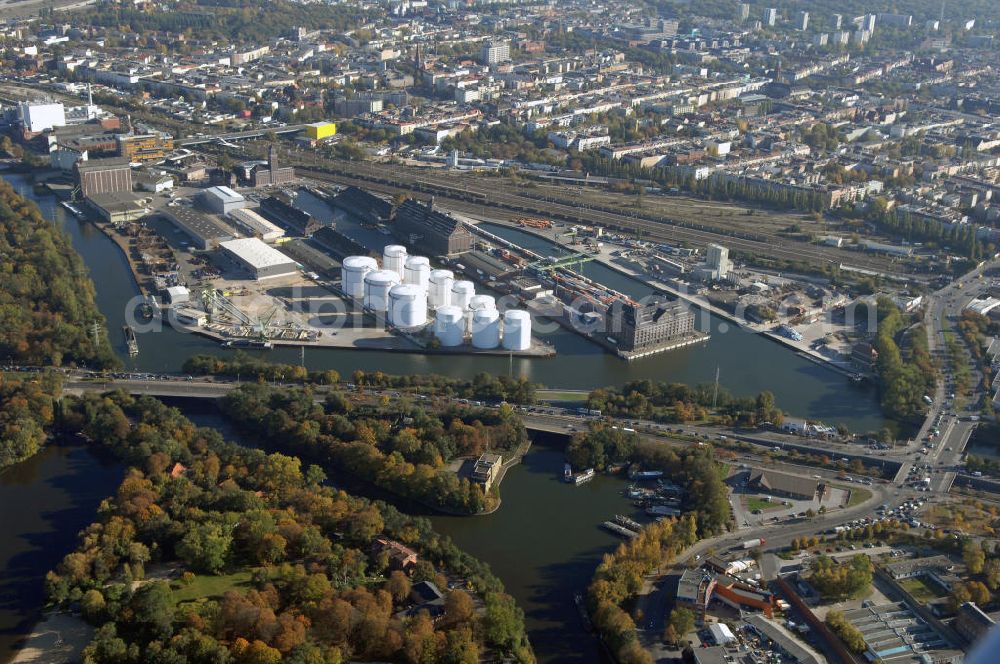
[259,193,320,236]
[331,186,395,225]
[117,132,174,164]
[607,298,696,352]
[250,145,296,187]
[18,101,65,134]
[75,157,133,198]
[219,237,298,280]
[199,185,246,215]
[162,207,236,250]
[394,198,473,256]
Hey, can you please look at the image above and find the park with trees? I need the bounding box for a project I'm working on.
[218,383,530,514]
[0,179,117,369]
[46,391,533,663]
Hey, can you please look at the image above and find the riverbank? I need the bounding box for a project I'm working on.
[166,314,556,357]
[9,613,91,664]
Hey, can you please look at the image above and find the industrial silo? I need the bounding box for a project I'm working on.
[471,308,501,349]
[363,270,400,312]
[382,245,408,279]
[468,294,496,312]
[451,280,475,310]
[341,256,378,299]
[403,256,431,291]
[502,309,532,351]
[428,269,454,308]
[434,305,465,346]
[388,284,427,328]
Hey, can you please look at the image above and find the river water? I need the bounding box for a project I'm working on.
[0,442,123,662]
[0,172,888,663]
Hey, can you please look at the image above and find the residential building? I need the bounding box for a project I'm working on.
[471,453,502,492]
[480,40,510,65]
[372,537,418,572]
[763,8,778,27]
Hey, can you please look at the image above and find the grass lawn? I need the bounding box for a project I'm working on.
[846,487,872,507]
[171,570,255,605]
[717,462,731,481]
[898,576,947,602]
[744,496,782,512]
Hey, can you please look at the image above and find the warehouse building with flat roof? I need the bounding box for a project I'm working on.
[200,185,246,215]
[227,208,285,242]
[162,207,236,250]
[86,192,151,224]
[219,237,298,280]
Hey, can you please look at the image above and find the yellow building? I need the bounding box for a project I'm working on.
[304,121,337,140]
[117,133,174,163]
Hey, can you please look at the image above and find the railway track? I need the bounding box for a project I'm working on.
[295,162,919,280]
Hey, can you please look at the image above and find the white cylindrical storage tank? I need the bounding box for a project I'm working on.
[468,294,496,312]
[428,269,454,308]
[502,309,532,351]
[434,305,465,346]
[403,256,431,291]
[471,309,501,349]
[383,245,408,279]
[363,270,400,312]
[388,284,427,328]
[451,280,475,310]
[341,256,377,299]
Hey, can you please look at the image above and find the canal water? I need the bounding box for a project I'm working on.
[1,175,885,432]
[0,442,123,663]
[431,437,639,663]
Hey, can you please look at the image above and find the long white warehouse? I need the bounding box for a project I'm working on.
[227,208,285,242]
[219,238,298,280]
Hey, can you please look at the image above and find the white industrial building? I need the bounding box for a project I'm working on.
[219,238,298,280]
[227,208,284,242]
[200,186,246,215]
[18,101,65,133]
[165,285,190,305]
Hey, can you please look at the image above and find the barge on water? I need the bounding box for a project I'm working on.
[122,325,138,356]
[221,339,274,350]
[563,464,595,485]
[60,201,86,219]
[601,521,638,538]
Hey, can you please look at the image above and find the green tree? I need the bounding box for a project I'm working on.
[177,522,233,574]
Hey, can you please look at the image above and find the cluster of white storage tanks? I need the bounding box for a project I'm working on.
[388,284,427,328]
[339,247,531,348]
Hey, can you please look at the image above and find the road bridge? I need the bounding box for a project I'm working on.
[177,125,305,147]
